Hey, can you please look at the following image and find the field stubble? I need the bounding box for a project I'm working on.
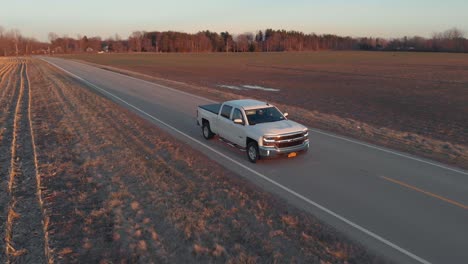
[0,58,48,263]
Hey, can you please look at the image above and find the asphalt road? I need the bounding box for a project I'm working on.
[41,57,468,264]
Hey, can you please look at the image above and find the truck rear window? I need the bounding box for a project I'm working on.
[221,105,233,119]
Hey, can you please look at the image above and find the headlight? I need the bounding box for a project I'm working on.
[263,136,276,146]
[303,129,309,138]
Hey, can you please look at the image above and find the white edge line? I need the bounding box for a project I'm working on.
[43,58,431,264]
[44,57,467,176]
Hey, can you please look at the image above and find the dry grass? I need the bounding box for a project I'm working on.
[10,58,389,263]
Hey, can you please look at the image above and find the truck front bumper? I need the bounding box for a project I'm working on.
[259,140,309,157]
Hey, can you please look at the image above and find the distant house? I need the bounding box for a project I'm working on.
[53,46,63,54]
[37,49,48,54]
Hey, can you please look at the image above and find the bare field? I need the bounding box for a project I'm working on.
[62,52,468,168]
[63,51,468,145]
[0,58,384,263]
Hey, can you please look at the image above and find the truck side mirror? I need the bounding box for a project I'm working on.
[283,113,289,118]
[233,119,244,125]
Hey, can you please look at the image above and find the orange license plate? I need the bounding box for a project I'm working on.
[288,152,297,158]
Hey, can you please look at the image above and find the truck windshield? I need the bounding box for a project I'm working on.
[245,107,285,125]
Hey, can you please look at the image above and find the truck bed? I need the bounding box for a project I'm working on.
[199,103,221,115]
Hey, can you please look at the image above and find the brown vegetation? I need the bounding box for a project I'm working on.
[1,24,467,56]
[66,52,468,169]
[0,58,385,262]
[0,27,48,56]
[49,28,468,53]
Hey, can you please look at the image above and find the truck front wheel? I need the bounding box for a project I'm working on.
[247,142,260,163]
[202,122,214,139]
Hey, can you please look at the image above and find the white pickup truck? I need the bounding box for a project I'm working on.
[197,99,309,163]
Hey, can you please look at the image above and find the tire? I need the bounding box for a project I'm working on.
[247,142,260,163]
[202,122,214,139]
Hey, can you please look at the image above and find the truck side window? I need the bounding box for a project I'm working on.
[221,105,233,119]
[232,108,244,123]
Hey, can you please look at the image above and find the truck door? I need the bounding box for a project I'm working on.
[230,108,247,147]
[217,104,233,139]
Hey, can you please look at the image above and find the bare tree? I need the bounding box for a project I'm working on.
[236,34,250,52]
[48,32,58,42]
[221,32,233,52]
[11,29,20,56]
[129,31,143,52]
[2,25,468,56]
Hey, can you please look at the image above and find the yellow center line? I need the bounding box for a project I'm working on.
[380,176,468,210]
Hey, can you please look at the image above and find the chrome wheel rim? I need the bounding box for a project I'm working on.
[248,146,257,160]
[203,126,209,137]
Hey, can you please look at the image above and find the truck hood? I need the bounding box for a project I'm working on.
[249,120,307,136]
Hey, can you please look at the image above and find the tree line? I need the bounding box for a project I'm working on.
[0,26,48,56]
[1,25,467,56]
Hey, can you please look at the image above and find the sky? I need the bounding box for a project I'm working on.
[1,0,467,42]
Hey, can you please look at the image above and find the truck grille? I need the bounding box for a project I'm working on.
[277,132,304,141]
[277,140,304,148]
[275,132,306,148]
[264,132,308,149]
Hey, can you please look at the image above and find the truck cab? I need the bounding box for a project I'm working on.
[197,99,309,163]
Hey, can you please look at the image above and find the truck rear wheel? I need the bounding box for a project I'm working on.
[202,122,214,139]
[247,142,260,163]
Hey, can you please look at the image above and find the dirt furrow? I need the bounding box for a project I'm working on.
[0,62,14,83]
[0,62,17,106]
[26,62,53,264]
[4,60,47,264]
[0,65,18,136]
[0,60,22,263]
[0,63,14,81]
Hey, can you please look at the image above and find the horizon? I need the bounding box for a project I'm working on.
[2,0,467,42]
